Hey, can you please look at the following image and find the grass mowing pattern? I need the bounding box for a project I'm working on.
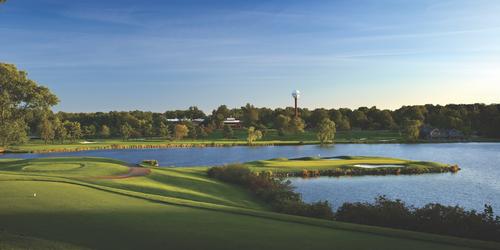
[0,157,496,250]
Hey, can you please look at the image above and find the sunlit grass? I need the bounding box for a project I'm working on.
[0,157,495,250]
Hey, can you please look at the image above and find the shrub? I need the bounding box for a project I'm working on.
[208,164,333,220]
[141,160,159,167]
[207,164,251,185]
[336,196,500,242]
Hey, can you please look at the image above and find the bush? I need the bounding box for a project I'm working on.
[208,164,334,220]
[141,160,159,167]
[414,203,500,241]
[336,196,500,242]
[207,164,251,185]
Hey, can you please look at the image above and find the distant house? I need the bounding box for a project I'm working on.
[166,118,181,123]
[166,118,205,124]
[420,125,433,139]
[192,118,205,124]
[420,126,464,140]
[223,118,242,128]
[430,128,448,139]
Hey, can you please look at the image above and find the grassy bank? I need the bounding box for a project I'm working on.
[3,129,496,154]
[2,130,403,153]
[0,157,495,249]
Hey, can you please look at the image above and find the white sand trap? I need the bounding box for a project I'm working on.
[79,141,97,144]
[353,164,404,168]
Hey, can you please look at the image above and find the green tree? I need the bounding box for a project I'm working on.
[157,122,170,138]
[53,118,66,143]
[317,118,336,144]
[402,119,422,142]
[331,110,351,131]
[39,117,55,144]
[174,124,189,140]
[120,123,133,141]
[275,114,290,136]
[289,117,305,134]
[143,123,154,138]
[0,118,27,146]
[187,123,198,139]
[197,125,208,138]
[99,125,111,138]
[309,109,329,128]
[64,121,82,142]
[247,126,263,145]
[212,105,230,128]
[350,110,369,129]
[222,124,234,139]
[0,63,58,146]
[186,106,205,119]
[82,125,96,139]
[242,103,259,127]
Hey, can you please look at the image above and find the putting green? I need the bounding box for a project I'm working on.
[242,156,454,176]
[22,163,85,172]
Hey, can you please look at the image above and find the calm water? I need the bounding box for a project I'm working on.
[1,143,499,213]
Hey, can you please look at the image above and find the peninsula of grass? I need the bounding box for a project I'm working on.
[242,156,460,177]
[0,157,495,250]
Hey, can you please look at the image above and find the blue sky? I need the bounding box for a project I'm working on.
[1,0,499,112]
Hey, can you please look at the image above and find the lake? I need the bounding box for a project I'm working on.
[1,143,499,213]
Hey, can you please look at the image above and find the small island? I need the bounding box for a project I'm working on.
[243,156,460,177]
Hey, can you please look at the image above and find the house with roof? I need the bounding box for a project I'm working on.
[223,118,242,128]
[420,126,465,140]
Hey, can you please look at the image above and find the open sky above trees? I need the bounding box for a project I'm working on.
[1,0,499,112]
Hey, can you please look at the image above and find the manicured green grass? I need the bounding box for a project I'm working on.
[0,157,496,249]
[0,231,87,250]
[0,158,263,209]
[0,157,130,178]
[4,130,402,153]
[243,156,451,174]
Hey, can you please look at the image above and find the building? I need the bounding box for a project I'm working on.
[420,126,465,140]
[166,118,205,124]
[223,118,242,128]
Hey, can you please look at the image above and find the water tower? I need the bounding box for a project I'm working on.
[292,90,300,118]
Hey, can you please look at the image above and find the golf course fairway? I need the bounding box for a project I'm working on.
[0,157,497,249]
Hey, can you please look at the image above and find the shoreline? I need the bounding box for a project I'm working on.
[1,138,499,154]
[243,156,461,178]
[270,164,460,178]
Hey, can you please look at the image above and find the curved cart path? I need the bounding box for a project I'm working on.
[95,167,151,179]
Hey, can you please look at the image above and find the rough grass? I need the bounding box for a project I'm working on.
[0,157,497,250]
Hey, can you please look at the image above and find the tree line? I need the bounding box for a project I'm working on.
[50,103,500,140]
[1,62,500,146]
